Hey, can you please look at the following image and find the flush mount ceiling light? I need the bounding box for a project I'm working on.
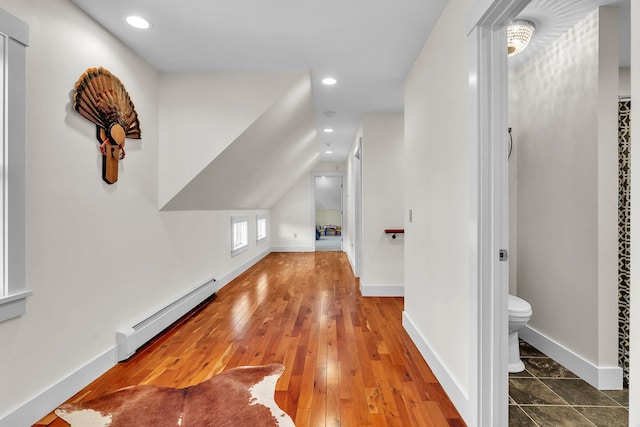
[322,77,337,86]
[323,128,334,133]
[507,20,535,56]
[126,15,152,29]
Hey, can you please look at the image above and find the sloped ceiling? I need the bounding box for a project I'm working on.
[160,71,318,211]
[70,0,448,163]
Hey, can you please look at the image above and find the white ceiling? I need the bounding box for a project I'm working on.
[70,0,448,163]
[70,0,630,164]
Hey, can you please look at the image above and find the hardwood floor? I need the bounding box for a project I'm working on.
[35,252,466,427]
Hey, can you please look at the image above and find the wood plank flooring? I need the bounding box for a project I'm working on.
[35,252,466,427]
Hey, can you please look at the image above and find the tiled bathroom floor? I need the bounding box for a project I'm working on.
[509,341,629,426]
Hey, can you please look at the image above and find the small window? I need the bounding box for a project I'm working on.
[231,216,249,257]
[256,215,267,244]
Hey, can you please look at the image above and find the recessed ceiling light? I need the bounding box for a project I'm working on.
[325,150,333,154]
[322,77,337,86]
[323,128,334,133]
[126,15,151,29]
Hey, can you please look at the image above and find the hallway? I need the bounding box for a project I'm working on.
[36,252,465,427]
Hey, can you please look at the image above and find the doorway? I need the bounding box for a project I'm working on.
[507,0,628,412]
[314,175,343,252]
[471,0,633,425]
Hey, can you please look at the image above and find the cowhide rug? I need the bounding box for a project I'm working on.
[55,363,295,426]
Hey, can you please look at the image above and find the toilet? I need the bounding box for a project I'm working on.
[508,294,533,373]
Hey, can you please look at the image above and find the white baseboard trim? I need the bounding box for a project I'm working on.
[215,247,272,290]
[1,248,275,427]
[360,282,404,297]
[520,326,623,390]
[402,311,471,423]
[346,250,356,276]
[0,346,118,427]
[270,246,314,253]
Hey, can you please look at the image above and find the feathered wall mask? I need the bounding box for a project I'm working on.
[73,67,141,184]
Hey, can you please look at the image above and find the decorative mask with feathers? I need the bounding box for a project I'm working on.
[73,67,141,184]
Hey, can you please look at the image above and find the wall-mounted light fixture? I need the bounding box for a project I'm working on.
[507,20,535,56]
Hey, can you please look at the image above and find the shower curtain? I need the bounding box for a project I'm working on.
[618,98,631,387]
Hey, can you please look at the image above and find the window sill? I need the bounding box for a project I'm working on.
[0,290,32,322]
[231,244,248,258]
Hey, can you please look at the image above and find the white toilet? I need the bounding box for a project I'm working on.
[508,294,533,373]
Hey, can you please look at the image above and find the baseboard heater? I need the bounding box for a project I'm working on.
[116,278,216,361]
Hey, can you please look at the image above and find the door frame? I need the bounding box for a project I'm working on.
[353,139,362,277]
[311,171,346,252]
[468,1,531,425]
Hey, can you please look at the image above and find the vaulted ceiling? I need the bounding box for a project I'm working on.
[69,0,630,211]
[158,70,318,210]
[70,0,449,164]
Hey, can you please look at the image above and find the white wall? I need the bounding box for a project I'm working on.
[271,163,347,253]
[508,71,519,295]
[271,175,314,252]
[403,0,470,419]
[619,67,630,96]
[313,162,346,172]
[158,70,307,208]
[0,1,271,424]
[159,70,319,211]
[316,210,341,227]
[512,8,620,381]
[596,7,620,374]
[344,128,362,273]
[359,113,404,295]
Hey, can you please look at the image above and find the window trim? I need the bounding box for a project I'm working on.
[231,215,249,257]
[0,8,30,322]
[256,214,267,244]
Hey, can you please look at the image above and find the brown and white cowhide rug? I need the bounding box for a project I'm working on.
[55,363,295,426]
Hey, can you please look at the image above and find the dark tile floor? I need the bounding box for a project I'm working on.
[509,340,629,426]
